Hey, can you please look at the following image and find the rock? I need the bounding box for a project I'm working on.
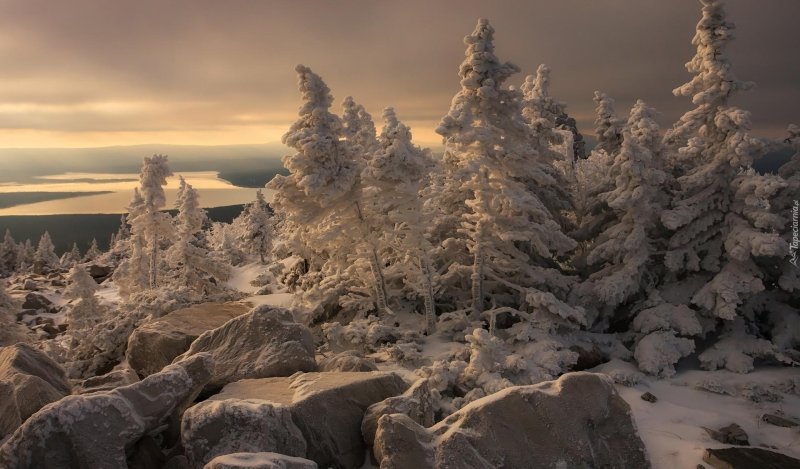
[703,423,749,446]
[0,353,213,468]
[21,280,37,291]
[0,381,21,441]
[320,351,378,372]
[127,302,250,378]
[641,391,658,403]
[21,292,52,311]
[761,413,799,428]
[205,452,318,469]
[128,434,167,469]
[703,447,800,469]
[182,398,307,468]
[87,264,112,282]
[374,372,649,469]
[0,343,71,428]
[183,371,407,469]
[361,378,434,446]
[569,345,607,371]
[165,455,191,469]
[176,305,317,393]
[74,367,140,394]
[0,319,31,347]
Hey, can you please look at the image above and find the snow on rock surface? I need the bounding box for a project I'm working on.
[0,353,213,468]
[373,372,649,469]
[127,301,250,378]
[183,371,407,469]
[175,305,317,394]
[361,377,435,448]
[319,350,378,373]
[204,452,318,469]
[0,343,71,439]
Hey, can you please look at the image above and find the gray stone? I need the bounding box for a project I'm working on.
[703,447,800,469]
[0,343,70,426]
[21,292,52,311]
[641,391,658,403]
[204,452,318,469]
[320,351,378,372]
[0,353,213,468]
[0,381,21,441]
[75,367,140,394]
[127,302,249,378]
[175,305,317,394]
[761,413,798,428]
[184,371,407,469]
[361,378,434,446]
[703,423,749,446]
[374,372,650,469]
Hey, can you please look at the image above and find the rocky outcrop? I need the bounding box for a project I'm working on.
[361,378,434,446]
[127,302,249,378]
[182,371,407,469]
[0,353,213,468]
[320,351,378,372]
[0,343,71,439]
[205,452,318,469]
[374,372,649,469]
[176,305,317,394]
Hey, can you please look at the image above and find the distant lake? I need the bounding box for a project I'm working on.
[0,171,272,215]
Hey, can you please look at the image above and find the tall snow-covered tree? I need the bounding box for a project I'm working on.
[582,100,667,311]
[362,107,437,332]
[112,188,150,298]
[342,96,379,158]
[592,91,625,156]
[128,155,174,289]
[236,190,273,263]
[33,231,59,274]
[64,265,105,330]
[60,243,82,269]
[0,230,18,276]
[435,19,580,327]
[17,239,35,272]
[775,124,799,294]
[167,181,229,291]
[84,238,102,262]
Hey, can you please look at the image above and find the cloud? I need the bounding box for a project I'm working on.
[0,0,797,147]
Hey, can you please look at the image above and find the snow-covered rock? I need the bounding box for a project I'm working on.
[127,301,250,377]
[361,377,434,447]
[374,372,649,469]
[319,350,378,372]
[205,452,318,469]
[175,305,317,394]
[183,371,407,469]
[0,353,213,468]
[74,366,140,394]
[0,343,70,438]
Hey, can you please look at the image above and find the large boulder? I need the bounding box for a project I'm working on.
[0,353,213,468]
[205,452,318,469]
[0,343,71,439]
[21,292,53,312]
[175,305,317,394]
[320,351,378,373]
[374,372,650,469]
[74,367,140,394]
[703,447,800,469]
[127,302,249,378]
[182,371,407,469]
[361,378,435,446]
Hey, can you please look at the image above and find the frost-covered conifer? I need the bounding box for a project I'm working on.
[128,155,174,289]
[342,96,379,158]
[60,243,81,269]
[84,238,102,262]
[236,190,273,263]
[583,101,666,311]
[363,108,436,332]
[168,181,229,291]
[661,0,785,326]
[592,91,624,156]
[112,188,150,298]
[0,230,17,275]
[434,19,579,325]
[17,239,35,272]
[64,265,104,330]
[33,231,59,274]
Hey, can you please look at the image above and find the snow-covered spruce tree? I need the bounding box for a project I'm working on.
[236,189,273,263]
[342,96,379,159]
[17,239,35,272]
[33,231,59,274]
[592,91,625,156]
[84,238,102,262]
[60,243,81,269]
[362,107,437,333]
[167,180,229,293]
[435,19,581,328]
[775,124,800,295]
[128,155,174,289]
[64,265,105,330]
[268,66,380,319]
[582,101,667,314]
[659,0,788,373]
[112,188,150,298]
[0,229,18,276]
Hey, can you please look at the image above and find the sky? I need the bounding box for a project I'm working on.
[0,0,798,149]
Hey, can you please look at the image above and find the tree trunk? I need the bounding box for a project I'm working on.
[354,201,389,316]
[419,252,437,334]
[471,241,484,320]
[149,238,158,289]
